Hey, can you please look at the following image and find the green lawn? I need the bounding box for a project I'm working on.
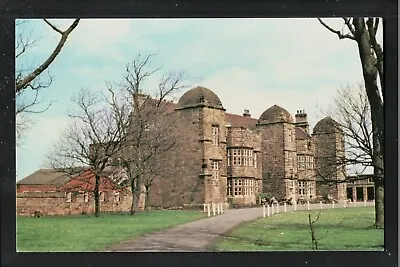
[17,210,206,252]
[209,207,384,251]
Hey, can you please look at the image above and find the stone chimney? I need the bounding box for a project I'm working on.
[295,109,309,133]
[243,109,251,117]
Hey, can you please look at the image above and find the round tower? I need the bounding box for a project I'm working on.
[312,117,346,202]
[176,86,227,205]
[256,105,297,201]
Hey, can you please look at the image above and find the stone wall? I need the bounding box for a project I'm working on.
[226,127,262,205]
[226,127,262,179]
[202,107,227,204]
[312,131,346,201]
[17,190,134,216]
[295,138,316,200]
[17,184,57,193]
[149,107,205,208]
[257,122,299,200]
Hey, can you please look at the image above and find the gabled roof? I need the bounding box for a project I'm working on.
[226,113,258,128]
[17,169,75,185]
[295,127,311,140]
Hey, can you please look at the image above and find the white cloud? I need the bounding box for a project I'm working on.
[69,19,135,62]
[200,66,337,129]
[17,18,382,178]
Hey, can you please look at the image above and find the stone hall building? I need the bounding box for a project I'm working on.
[147,86,348,208]
[17,86,350,216]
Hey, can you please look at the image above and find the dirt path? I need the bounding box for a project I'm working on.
[105,202,374,252]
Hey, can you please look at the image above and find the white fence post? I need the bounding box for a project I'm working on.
[263,205,266,218]
[217,202,220,214]
[207,204,211,217]
[307,201,310,211]
[319,201,322,210]
[332,200,335,209]
[212,203,216,216]
[294,201,297,211]
[284,203,287,213]
[276,203,280,213]
[220,203,224,213]
[203,203,206,213]
[267,204,270,217]
[272,204,275,215]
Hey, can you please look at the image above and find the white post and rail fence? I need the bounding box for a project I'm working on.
[202,200,374,218]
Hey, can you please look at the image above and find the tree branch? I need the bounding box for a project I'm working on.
[318,18,355,40]
[16,19,80,93]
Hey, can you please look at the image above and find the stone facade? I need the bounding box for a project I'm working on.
[295,111,317,201]
[18,86,349,215]
[17,190,133,216]
[16,168,142,216]
[312,117,347,202]
[226,127,262,205]
[147,86,347,207]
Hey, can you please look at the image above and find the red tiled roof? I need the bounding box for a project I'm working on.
[226,113,258,128]
[60,169,118,192]
[295,127,311,140]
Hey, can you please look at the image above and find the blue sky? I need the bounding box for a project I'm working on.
[16,18,382,180]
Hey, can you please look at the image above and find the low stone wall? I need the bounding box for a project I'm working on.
[17,191,134,216]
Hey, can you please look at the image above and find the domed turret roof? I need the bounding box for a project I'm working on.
[313,117,340,134]
[258,105,293,124]
[176,86,224,110]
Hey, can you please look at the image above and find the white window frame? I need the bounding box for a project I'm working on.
[66,192,72,203]
[212,126,219,145]
[212,160,219,182]
[227,179,232,196]
[83,192,89,203]
[114,192,120,202]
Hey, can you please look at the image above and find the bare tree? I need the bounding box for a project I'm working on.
[48,88,124,217]
[308,212,320,250]
[307,211,346,250]
[16,19,80,139]
[314,84,372,179]
[331,84,372,171]
[106,53,186,215]
[318,18,384,228]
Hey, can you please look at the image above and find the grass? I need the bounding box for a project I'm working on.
[209,207,384,251]
[17,210,206,252]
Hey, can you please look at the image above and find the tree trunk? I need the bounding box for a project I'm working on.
[144,185,150,211]
[94,174,100,217]
[374,175,384,228]
[130,179,137,215]
[353,18,384,227]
